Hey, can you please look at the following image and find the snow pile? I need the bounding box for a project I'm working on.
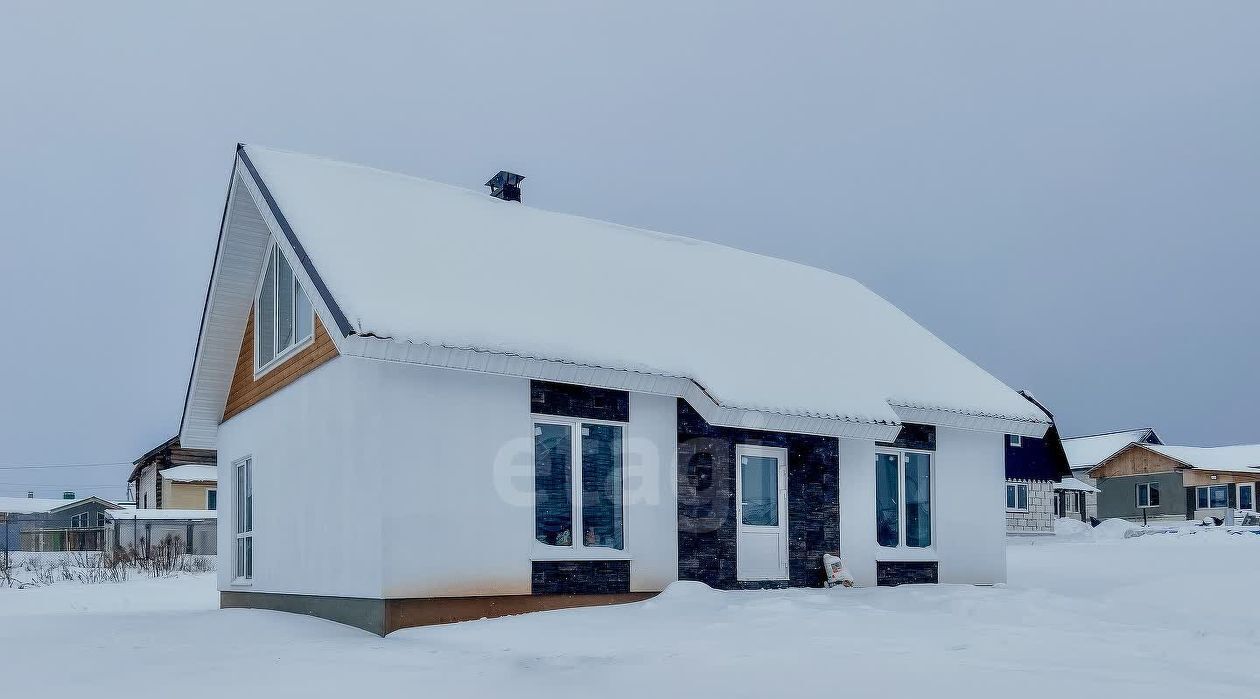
[1053,517,1093,538]
[241,146,1049,428]
[1092,518,1140,540]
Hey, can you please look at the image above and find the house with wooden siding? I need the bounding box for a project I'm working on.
[1062,428,1162,520]
[127,436,218,510]
[179,145,1052,635]
[1089,443,1260,523]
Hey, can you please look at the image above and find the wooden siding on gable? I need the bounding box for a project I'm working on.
[222,309,338,422]
[1182,470,1260,487]
[1091,446,1182,478]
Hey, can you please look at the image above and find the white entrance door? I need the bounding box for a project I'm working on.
[736,445,789,581]
[1239,484,1255,512]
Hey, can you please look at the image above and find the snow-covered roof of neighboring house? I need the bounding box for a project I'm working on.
[0,497,75,514]
[181,145,1051,444]
[160,464,217,483]
[1054,477,1100,493]
[105,509,217,521]
[1138,444,1260,475]
[0,496,120,515]
[1062,428,1161,469]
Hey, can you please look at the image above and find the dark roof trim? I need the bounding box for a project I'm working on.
[49,496,121,514]
[132,436,179,467]
[1017,390,1054,421]
[128,435,179,483]
[1064,427,1160,441]
[237,145,354,338]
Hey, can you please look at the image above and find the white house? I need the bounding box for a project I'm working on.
[179,145,1051,634]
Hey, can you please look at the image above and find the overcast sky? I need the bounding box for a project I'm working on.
[1,1,1256,499]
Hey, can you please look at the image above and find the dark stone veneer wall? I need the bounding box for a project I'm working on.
[676,399,840,589]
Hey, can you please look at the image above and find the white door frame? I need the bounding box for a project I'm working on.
[1238,483,1256,512]
[735,444,789,581]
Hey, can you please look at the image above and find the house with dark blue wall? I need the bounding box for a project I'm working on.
[1004,393,1079,534]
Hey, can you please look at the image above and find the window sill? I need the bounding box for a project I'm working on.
[875,545,937,562]
[1006,508,1029,513]
[253,334,315,380]
[229,578,253,587]
[530,543,631,561]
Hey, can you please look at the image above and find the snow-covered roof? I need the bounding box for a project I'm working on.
[1138,444,1260,475]
[0,496,119,515]
[105,509,217,521]
[212,146,1048,436]
[1054,477,1100,493]
[0,497,75,514]
[160,464,217,483]
[1062,429,1159,469]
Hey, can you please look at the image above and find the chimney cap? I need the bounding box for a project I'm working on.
[485,171,524,201]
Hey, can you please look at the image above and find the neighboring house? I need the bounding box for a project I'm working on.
[127,436,218,510]
[1053,477,1100,522]
[179,145,1051,635]
[1004,393,1073,534]
[1089,443,1260,523]
[1062,428,1162,520]
[0,496,120,552]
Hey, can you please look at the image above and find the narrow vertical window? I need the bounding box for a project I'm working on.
[581,424,624,549]
[234,458,253,581]
[876,453,900,547]
[256,256,276,367]
[276,253,295,350]
[295,284,313,343]
[534,423,573,546]
[904,453,932,548]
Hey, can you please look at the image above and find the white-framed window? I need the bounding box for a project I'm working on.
[876,449,933,548]
[206,488,218,511]
[1136,481,1160,508]
[70,513,88,528]
[1006,483,1029,511]
[1065,492,1080,514]
[255,242,314,374]
[234,458,253,582]
[1196,485,1229,510]
[534,417,625,551]
[1008,435,1022,447]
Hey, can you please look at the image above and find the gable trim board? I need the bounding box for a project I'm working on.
[180,147,1051,450]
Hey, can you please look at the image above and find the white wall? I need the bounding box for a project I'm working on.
[216,356,385,598]
[219,352,1005,597]
[370,361,679,598]
[839,426,1006,586]
[219,355,679,600]
[138,465,157,509]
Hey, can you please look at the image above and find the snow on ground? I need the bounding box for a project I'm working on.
[2,523,1258,698]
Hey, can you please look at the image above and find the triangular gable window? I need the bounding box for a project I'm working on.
[255,242,314,372]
